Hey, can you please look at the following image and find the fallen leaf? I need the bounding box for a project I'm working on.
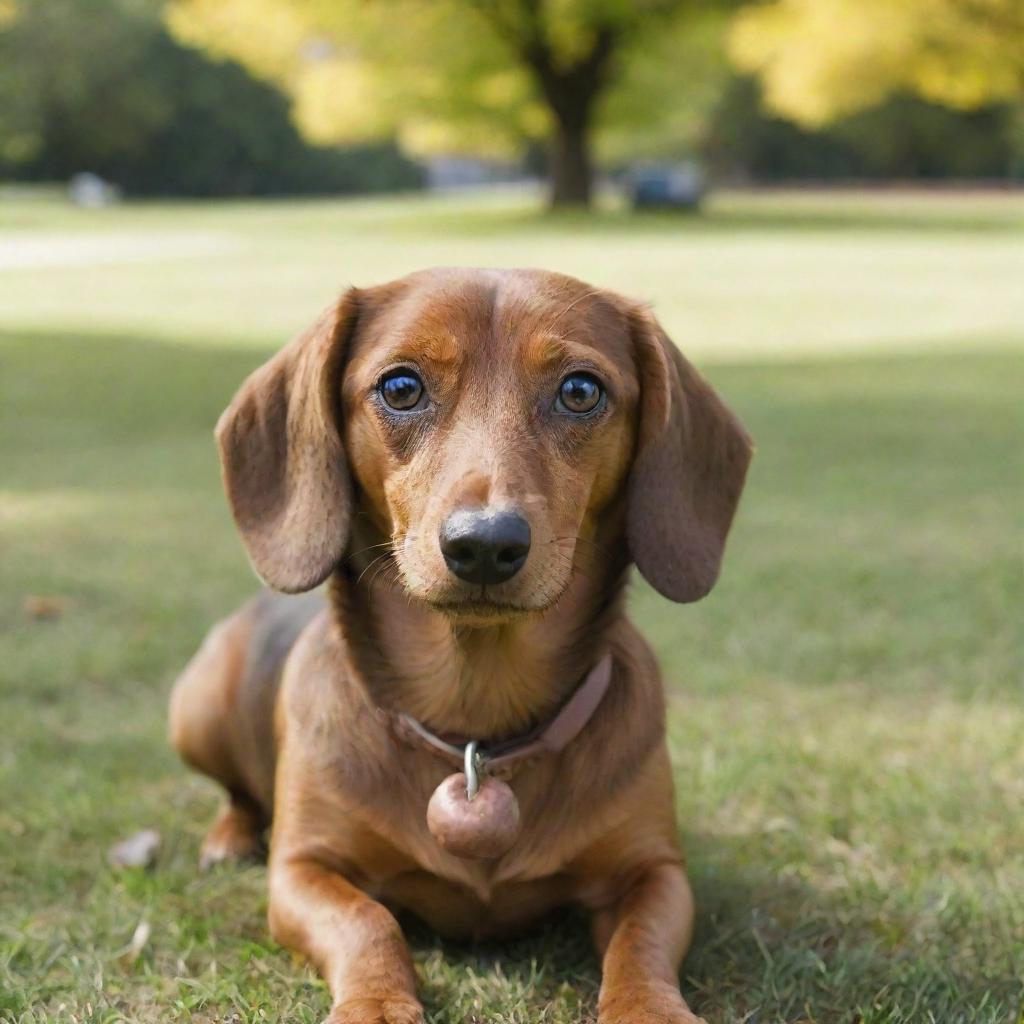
[24,595,69,620]
[108,828,161,869]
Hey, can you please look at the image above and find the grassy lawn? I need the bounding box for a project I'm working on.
[1,189,1021,1024]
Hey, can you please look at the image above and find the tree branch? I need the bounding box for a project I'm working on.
[468,0,622,124]
[464,0,544,58]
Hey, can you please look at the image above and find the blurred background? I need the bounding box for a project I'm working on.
[2,0,1023,202]
[1,2,1022,1023]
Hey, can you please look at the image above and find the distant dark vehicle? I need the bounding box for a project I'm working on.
[628,162,705,211]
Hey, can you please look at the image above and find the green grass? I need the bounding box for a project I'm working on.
[1,188,1022,1024]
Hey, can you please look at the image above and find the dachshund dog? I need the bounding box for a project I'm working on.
[170,268,752,1024]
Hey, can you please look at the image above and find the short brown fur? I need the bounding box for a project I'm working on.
[170,268,753,1024]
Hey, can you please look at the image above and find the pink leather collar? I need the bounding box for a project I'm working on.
[387,654,614,777]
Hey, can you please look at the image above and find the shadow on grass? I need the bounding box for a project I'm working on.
[0,327,268,447]
[3,325,1019,458]
[396,835,1022,1024]
[684,835,1023,1023]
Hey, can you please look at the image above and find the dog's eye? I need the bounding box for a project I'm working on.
[379,370,424,411]
[556,373,603,415]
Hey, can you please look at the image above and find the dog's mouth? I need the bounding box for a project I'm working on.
[423,574,574,622]
[429,596,530,611]
[425,595,538,625]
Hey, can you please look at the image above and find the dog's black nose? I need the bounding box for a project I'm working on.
[439,508,531,585]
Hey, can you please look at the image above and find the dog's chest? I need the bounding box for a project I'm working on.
[377,864,575,940]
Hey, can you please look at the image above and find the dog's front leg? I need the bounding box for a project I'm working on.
[269,857,422,1024]
[594,861,705,1024]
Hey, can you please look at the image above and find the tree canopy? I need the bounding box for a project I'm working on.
[169,0,734,206]
[0,0,421,195]
[5,0,1019,201]
[170,0,1024,203]
[729,0,1024,127]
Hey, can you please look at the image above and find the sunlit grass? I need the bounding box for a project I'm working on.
[0,191,1021,1023]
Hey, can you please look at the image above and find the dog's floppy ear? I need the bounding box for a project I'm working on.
[215,290,359,593]
[626,306,753,603]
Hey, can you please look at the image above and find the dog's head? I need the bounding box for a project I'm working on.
[216,268,752,621]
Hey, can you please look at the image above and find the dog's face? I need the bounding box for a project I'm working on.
[340,270,639,620]
[216,268,752,615]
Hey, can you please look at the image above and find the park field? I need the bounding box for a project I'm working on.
[1,189,1022,1023]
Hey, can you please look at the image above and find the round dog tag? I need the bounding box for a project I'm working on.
[426,772,521,859]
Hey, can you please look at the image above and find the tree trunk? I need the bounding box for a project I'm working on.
[521,24,616,210]
[548,111,593,208]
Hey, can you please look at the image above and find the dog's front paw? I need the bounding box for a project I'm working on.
[325,996,424,1024]
[599,981,706,1024]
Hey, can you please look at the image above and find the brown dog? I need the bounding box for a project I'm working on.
[169,268,752,1024]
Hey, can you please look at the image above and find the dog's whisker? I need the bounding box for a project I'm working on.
[355,551,395,588]
[548,548,598,586]
[547,538,605,578]
[344,541,396,564]
[549,535,611,555]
